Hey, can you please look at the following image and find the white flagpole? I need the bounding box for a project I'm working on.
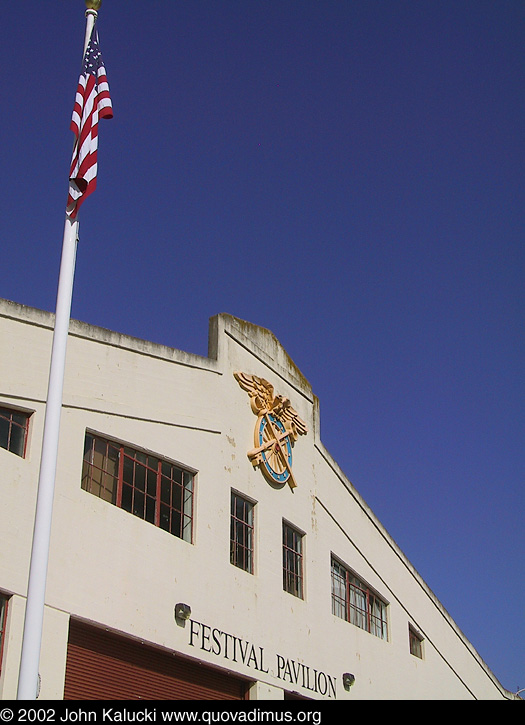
[16,4,99,701]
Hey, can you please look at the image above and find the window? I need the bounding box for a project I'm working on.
[283,522,304,599]
[230,492,254,573]
[409,625,424,659]
[0,595,7,676]
[82,433,194,542]
[0,406,30,457]
[331,557,388,640]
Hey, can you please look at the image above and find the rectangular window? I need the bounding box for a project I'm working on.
[409,625,424,658]
[0,595,8,676]
[331,556,388,639]
[283,522,304,599]
[82,433,194,542]
[230,492,254,573]
[0,407,30,458]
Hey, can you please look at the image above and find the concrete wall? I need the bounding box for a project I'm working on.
[0,299,513,700]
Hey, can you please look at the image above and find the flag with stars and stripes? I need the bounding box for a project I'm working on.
[67,23,113,219]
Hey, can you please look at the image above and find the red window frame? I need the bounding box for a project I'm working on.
[230,492,254,573]
[82,433,194,542]
[0,406,30,458]
[283,522,304,599]
[331,557,388,640]
[409,625,423,658]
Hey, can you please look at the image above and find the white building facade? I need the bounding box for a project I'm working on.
[0,298,516,700]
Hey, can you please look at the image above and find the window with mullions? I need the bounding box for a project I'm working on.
[0,406,30,458]
[409,625,424,659]
[283,522,304,599]
[230,492,254,573]
[82,433,194,542]
[331,557,388,640]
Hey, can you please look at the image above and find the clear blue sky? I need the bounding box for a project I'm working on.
[2,1,523,696]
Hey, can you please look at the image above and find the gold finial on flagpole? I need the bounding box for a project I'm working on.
[85,0,102,10]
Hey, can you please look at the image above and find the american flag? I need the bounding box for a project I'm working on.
[67,24,113,219]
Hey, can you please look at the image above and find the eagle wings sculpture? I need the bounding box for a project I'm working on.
[234,372,308,489]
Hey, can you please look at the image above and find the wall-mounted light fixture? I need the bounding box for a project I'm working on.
[174,603,192,621]
[342,673,355,690]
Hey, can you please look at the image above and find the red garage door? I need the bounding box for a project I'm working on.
[64,620,249,700]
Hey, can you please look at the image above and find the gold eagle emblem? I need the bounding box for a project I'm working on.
[234,372,307,490]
